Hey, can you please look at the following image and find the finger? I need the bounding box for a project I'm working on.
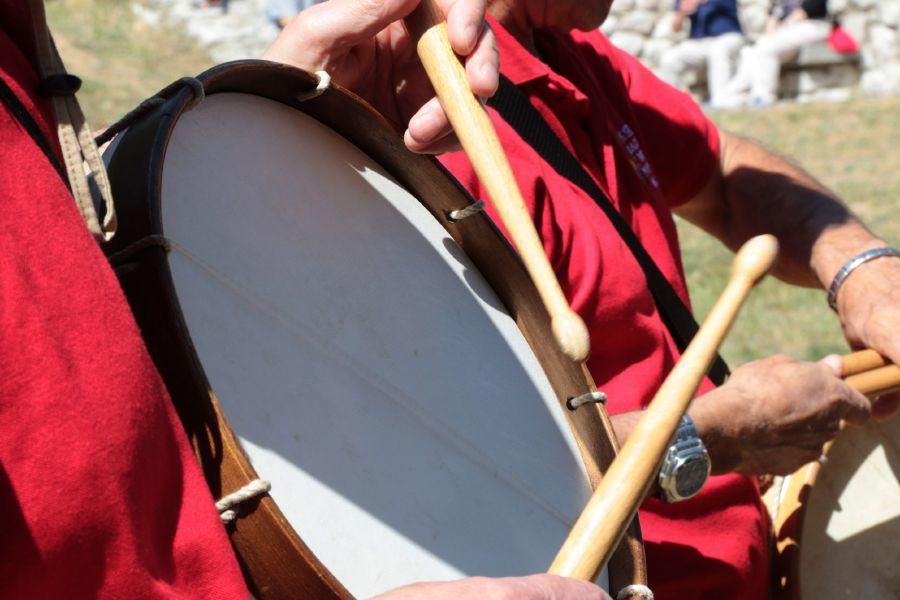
[871,326,900,378]
[405,96,456,152]
[406,133,464,155]
[441,0,487,55]
[819,353,843,376]
[265,0,419,70]
[513,574,611,600]
[836,381,872,426]
[872,391,900,421]
[464,23,500,99]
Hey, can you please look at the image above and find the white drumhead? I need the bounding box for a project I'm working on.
[800,414,900,598]
[160,93,603,597]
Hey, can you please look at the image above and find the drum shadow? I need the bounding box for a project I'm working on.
[160,92,594,597]
[440,237,509,314]
[796,416,900,598]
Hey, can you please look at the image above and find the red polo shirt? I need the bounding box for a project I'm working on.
[0,2,248,597]
[440,21,770,599]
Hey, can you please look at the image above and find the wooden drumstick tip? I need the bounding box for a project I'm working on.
[732,234,779,284]
[552,311,591,363]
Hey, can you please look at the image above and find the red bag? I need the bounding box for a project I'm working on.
[828,25,860,54]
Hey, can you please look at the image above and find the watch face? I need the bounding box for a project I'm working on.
[674,455,710,499]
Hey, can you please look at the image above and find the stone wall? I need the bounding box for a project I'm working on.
[601,0,900,100]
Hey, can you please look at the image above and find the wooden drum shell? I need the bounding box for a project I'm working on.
[103,61,647,599]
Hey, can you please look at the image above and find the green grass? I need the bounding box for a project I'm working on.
[46,2,900,365]
[46,0,213,128]
[681,97,900,366]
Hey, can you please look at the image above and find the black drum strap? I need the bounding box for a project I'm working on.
[488,75,730,386]
[0,76,67,181]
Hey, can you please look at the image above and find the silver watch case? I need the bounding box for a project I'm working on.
[658,417,711,503]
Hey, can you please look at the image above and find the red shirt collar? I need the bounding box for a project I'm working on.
[488,16,592,121]
[487,15,553,86]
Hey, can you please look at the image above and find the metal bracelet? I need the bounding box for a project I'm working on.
[827,247,900,311]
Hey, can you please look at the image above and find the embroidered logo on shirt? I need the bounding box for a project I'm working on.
[617,124,660,190]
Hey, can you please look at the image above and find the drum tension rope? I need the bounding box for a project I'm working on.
[566,391,607,411]
[617,584,654,600]
[448,200,486,222]
[216,479,272,524]
[95,77,205,148]
[296,71,332,103]
[107,235,172,271]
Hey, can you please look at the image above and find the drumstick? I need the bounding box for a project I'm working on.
[405,2,590,363]
[842,350,900,398]
[548,234,779,581]
[841,349,889,378]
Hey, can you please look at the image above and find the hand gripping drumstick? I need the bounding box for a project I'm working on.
[549,234,780,581]
[820,351,900,460]
[406,2,591,362]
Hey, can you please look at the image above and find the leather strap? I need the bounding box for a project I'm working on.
[0,76,66,179]
[488,75,730,386]
[26,0,116,241]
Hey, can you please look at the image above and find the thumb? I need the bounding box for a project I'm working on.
[818,353,843,377]
[264,0,419,70]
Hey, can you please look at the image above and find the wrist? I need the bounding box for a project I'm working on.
[812,232,886,292]
[828,246,900,312]
[687,391,741,475]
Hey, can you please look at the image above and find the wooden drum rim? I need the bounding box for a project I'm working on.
[770,459,823,600]
[102,60,646,599]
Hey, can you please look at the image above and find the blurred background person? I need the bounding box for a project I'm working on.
[660,0,744,107]
[717,0,830,108]
[266,0,321,29]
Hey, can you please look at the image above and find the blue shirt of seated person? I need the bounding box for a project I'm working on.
[675,0,742,40]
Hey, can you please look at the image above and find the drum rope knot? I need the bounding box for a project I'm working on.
[107,235,172,269]
[616,584,654,600]
[95,77,205,148]
[216,479,272,524]
[566,391,607,411]
[296,71,332,103]
[448,200,486,222]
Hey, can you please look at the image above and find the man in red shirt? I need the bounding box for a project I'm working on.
[314,0,898,598]
[0,0,607,597]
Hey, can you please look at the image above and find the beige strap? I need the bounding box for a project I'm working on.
[27,0,116,241]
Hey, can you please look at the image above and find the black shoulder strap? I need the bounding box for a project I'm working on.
[488,75,730,386]
[0,76,66,181]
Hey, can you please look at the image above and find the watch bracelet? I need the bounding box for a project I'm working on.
[658,414,709,503]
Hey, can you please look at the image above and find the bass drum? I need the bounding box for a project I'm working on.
[769,414,900,599]
[102,61,647,599]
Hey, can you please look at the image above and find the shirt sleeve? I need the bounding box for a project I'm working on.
[606,37,721,208]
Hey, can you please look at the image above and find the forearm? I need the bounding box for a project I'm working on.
[608,411,663,493]
[682,132,886,288]
[608,411,643,449]
[609,404,732,476]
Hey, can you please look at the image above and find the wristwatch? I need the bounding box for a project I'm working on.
[658,414,710,503]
